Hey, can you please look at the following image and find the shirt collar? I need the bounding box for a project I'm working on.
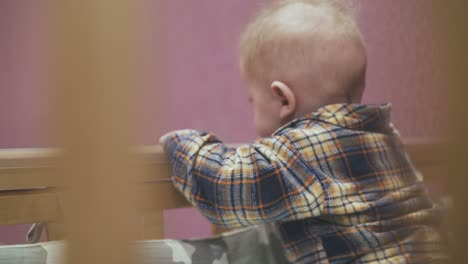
[273,103,393,135]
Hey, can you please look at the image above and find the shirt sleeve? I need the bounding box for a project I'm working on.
[160,129,324,228]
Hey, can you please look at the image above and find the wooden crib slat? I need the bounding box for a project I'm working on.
[137,182,191,211]
[141,211,165,240]
[0,184,190,227]
[45,222,66,241]
[0,188,61,225]
[53,0,143,262]
[0,167,58,191]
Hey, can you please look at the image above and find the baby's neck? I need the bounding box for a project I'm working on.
[295,97,359,119]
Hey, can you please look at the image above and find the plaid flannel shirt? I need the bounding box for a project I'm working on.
[161,104,446,263]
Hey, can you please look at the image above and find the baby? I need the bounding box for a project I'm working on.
[161,0,445,263]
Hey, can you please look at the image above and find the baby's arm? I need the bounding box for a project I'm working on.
[160,129,324,228]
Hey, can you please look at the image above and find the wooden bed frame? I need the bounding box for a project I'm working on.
[0,139,446,242]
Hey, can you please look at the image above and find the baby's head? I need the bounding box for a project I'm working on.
[239,0,367,136]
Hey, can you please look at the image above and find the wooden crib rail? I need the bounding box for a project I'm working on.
[0,146,189,240]
[0,139,448,189]
[0,138,448,240]
[0,147,170,190]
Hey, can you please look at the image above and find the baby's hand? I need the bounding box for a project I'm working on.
[159,129,199,145]
[159,132,172,145]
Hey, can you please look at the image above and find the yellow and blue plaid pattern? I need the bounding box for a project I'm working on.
[161,104,446,263]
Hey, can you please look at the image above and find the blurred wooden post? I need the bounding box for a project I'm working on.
[54,1,139,263]
[435,0,468,262]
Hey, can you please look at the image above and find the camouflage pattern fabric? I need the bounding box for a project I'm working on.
[0,223,291,264]
[0,240,65,264]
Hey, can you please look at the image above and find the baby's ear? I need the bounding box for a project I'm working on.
[271,81,296,120]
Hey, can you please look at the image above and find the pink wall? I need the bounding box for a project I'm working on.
[359,0,447,137]
[0,0,50,149]
[0,0,49,245]
[139,1,260,144]
[1,0,446,243]
[145,0,446,143]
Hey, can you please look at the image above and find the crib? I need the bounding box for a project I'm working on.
[0,0,459,262]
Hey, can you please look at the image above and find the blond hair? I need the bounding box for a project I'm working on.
[239,0,364,86]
